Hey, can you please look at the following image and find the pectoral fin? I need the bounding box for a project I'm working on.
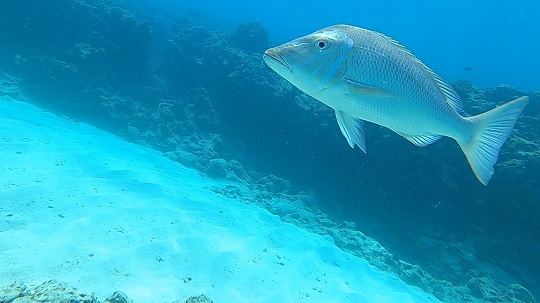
[335,110,366,153]
[345,78,393,97]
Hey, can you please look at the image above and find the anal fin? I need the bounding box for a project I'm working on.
[396,132,441,147]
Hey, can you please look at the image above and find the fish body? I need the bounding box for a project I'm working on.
[263,24,528,185]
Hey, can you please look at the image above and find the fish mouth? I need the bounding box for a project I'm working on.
[263,49,291,72]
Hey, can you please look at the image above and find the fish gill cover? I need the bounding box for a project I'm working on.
[0,0,538,302]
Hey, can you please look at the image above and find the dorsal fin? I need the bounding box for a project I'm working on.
[432,75,463,113]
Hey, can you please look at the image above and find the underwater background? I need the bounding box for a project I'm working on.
[175,0,540,91]
[0,0,539,302]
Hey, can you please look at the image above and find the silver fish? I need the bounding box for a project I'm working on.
[263,24,529,185]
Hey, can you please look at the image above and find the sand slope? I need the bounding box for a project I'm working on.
[0,97,440,303]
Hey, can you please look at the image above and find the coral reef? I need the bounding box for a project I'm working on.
[230,21,270,54]
[0,280,97,303]
[0,0,152,92]
[0,281,214,303]
[184,294,214,303]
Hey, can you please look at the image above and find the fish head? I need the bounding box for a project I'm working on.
[263,25,353,95]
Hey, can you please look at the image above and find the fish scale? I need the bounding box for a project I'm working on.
[263,24,528,185]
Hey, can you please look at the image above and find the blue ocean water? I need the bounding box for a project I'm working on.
[177,0,540,91]
[0,0,539,302]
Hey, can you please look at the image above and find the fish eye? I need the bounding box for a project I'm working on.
[314,39,328,50]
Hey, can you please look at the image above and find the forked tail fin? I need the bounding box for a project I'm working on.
[459,96,529,185]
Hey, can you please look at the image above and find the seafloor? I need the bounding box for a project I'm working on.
[0,96,445,303]
[0,0,539,302]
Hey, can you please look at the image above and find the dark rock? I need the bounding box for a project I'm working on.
[157,23,232,89]
[431,282,449,301]
[103,291,132,303]
[257,175,291,193]
[0,72,26,102]
[230,21,270,54]
[0,280,97,303]
[205,158,250,182]
[484,85,528,106]
[0,0,152,87]
[206,158,228,179]
[0,281,26,303]
[527,91,540,116]
[163,150,203,170]
[452,79,492,114]
[505,284,536,303]
[227,160,250,181]
[467,277,500,300]
[185,294,213,303]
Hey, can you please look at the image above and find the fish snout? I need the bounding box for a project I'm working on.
[263,48,291,72]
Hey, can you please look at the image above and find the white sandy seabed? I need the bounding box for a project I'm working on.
[0,97,441,303]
